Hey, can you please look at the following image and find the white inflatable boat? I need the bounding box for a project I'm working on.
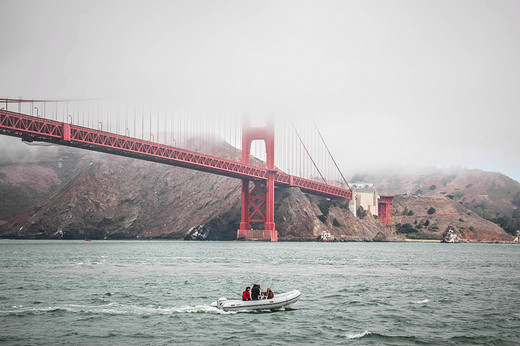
[212,289,301,312]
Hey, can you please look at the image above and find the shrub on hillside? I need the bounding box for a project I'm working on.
[428,223,439,232]
[427,207,436,214]
[340,200,350,209]
[318,200,333,216]
[396,223,418,234]
[357,206,367,218]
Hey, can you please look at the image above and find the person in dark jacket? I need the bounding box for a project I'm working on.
[242,286,251,301]
[251,284,261,300]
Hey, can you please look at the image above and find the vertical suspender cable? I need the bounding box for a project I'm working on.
[311,118,351,190]
[290,121,327,184]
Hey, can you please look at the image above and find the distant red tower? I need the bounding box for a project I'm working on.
[378,195,394,226]
[237,119,278,241]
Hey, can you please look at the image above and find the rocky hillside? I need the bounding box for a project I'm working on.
[0,154,241,239]
[393,195,512,242]
[0,140,102,224]
[352,167,520,236]
[0,138,391,241]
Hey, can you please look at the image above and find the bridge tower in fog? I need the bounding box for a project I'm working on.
[237,118,277,241]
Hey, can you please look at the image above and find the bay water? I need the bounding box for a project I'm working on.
[1,240,519,344]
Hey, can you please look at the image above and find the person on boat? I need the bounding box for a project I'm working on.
[242,286,251,301]
[251,284,261,300]
[266,287,274,299]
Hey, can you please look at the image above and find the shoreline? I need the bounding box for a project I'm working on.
[1,237,518,244]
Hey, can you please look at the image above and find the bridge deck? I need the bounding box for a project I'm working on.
[0,110,351,199]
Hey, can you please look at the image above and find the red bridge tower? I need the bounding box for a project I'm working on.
[237,119,278,241]
[378,195,394,226]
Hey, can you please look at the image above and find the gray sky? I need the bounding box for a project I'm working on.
[1,0,519,182]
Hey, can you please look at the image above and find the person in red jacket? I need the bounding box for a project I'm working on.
[242,286,251,301]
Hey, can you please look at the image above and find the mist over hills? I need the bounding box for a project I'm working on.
[0,136,517,241]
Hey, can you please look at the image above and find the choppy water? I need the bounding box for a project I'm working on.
[0,240,519,345]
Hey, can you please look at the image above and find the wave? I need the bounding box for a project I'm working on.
[414,299,430,304]
[345,330,370,339]
[345,331,420,343]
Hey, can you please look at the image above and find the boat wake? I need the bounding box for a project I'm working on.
[1,303,236,316]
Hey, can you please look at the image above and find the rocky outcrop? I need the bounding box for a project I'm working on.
[184,209,240,241]
[441,227,463,243]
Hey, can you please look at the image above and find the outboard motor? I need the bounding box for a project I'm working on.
[216,298,227,309]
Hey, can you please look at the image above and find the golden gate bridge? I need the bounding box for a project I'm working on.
[0,97,393,241]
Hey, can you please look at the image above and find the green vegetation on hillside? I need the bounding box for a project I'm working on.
[357,206,367,218]
[471,202,520,236]
[428,223,439,232]
[395,223,417,234]
[514,192,520,207]
[395,223,442,240]
[317,199,350,224]
[488,209,520,236]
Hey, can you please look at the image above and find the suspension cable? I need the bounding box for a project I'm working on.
[311,118,351,190]
[290,120,327,184]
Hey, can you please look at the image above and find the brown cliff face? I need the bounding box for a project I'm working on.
[0,154,242,239]
[273,190,391,241]
[0,142,102,224]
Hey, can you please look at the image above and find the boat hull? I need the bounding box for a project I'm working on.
[215,290,301,312]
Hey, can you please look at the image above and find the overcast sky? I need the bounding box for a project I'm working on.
[1,0,519,182]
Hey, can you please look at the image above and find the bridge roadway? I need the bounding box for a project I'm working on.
[0,109,352,200]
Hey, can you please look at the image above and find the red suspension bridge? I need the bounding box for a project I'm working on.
[0,97,392,240]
